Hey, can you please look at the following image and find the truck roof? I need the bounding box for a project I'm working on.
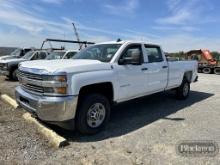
[66,50,79,52]
[95,40,160,47]
[51,49,78,52]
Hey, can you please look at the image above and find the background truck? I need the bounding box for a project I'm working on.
[0,48,33,60]
[0,50,49,80]
[185,49,220,74]
[15,40,198,134]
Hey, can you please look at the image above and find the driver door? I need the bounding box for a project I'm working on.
[115,44,148,101]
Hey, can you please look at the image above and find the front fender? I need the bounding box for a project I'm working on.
[69,70,117,99]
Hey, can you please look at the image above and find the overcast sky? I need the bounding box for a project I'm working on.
[0,0,220,52]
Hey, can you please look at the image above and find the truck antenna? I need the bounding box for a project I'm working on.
[117,38,122,42]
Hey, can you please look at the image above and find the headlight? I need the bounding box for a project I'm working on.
[44,87,67,95]
[42,75,68,95]
[43,75,67,82]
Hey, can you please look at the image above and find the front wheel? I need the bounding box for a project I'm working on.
[75,94,111,135]
[176,79,190,100]
[202,68,212,74]
[11,69,18,81]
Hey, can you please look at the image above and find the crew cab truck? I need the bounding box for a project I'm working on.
[0,48,33,60]
[15,41,198,134]
[0,50,48,80]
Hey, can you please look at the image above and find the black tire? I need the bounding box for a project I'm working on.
[176,79,190,100]
[8,72,14,80]
[214,68,220,75]
[12,68,18,81]
[198,69,202,73]
[202,67,212,74]
[75,93,111,135]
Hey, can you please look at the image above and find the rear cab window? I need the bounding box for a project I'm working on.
[144,45,164,63]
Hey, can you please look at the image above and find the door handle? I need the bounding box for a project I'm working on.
[162,66,168,69]
[141,68,148,71]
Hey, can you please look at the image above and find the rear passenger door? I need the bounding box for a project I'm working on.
[144,45,168,93]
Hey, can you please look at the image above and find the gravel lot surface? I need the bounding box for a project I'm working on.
[0,73,220,164]
[0,77,18,98]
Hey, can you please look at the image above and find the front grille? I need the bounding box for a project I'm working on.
[18,70,44,94]
[0,63,4,69]
[22,84,44,93]
[17,70,43,80]
[17,70,67,96]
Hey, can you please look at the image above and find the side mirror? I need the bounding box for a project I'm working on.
[118,58,125,65]
[119,58,128,65]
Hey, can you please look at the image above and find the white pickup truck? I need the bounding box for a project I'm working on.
[15,41,198,134]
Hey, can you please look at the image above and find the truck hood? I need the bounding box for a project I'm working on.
[0,58,26,64]
[19,59,112,74]
[0,55,10,60]
[0,55,20,60]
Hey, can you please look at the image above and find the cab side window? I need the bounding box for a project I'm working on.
[38,52,47,59]
[31,52,47,60]
[120,45,143,65]
[145,45,163,63]
[64,52,77,59]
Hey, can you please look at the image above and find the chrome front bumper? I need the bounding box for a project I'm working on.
[0,70,9,76]
[15,86,78,122]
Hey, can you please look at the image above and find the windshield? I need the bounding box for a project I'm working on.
[10,49,21,56]
[22,51,34,60]
[72,44,122,62]
[46,52,66,60]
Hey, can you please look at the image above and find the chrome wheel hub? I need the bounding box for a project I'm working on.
[87,103,106,128]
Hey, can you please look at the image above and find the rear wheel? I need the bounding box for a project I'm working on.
[202,67,212,74]
[176,79,190,100]
[214,68,220,75]
[75,93,111,135]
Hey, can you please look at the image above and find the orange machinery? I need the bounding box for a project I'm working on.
[185,49,220,74]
